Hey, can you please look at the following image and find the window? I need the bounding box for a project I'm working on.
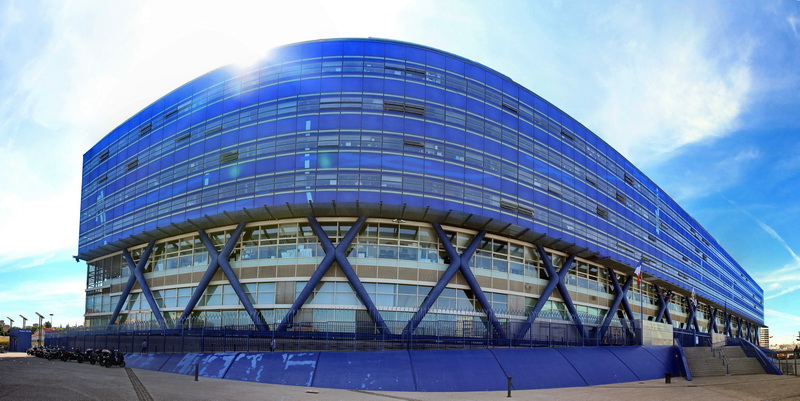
[126,159,138,171]
[176,133,191,142]
[596,206,608,218]
[615,192,627,204]
[163,108,179,119]
[561,130,574,141]
[220,150,239,164]
[383,100,425,116]
[502,103,518,113]
[623,173,634,186]
[138,123,152,135]
[99,150,109,161]
[585,176,597,186]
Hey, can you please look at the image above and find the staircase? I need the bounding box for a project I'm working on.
[723,346,766,375]
[683,346,765,377]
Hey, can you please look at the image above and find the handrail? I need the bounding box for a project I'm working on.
[740,338,782,375]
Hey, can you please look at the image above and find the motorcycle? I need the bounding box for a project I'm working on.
[100,349,126,368]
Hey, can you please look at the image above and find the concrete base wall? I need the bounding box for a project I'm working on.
[125,346,676,392]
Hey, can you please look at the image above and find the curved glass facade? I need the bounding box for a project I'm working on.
[79,38,763,335]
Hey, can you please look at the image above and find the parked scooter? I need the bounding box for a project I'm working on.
[100,349,126,368]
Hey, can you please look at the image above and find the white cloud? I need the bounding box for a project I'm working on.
[764,308,800,345]
[0,276,86,327]
[583,4,753,167]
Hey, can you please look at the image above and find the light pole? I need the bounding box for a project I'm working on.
[19,315,28,329]
[49,314,54,329]
[6,317,13,331]
[35,312,44,347]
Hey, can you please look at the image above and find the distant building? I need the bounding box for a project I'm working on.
[759,326,769,348]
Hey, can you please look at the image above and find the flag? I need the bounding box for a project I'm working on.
[634,258,643,285]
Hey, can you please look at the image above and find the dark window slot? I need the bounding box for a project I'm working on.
[384,101,425,116]
[97,175,108,184]
[648,234,657,242]
[176,133,191,142]
[616,192,627,204]
[220,151,239,164]
[561,130,574,141]
[624,174,634,186]
[596,206,608,218]
[163,109,179,119]
[139,123,152,135]
[126,159,139,171]
[403,140,424,148]
[99,150,110,161]
[205,126,222,135]
[502,103,519,113]
[585,176,597,186]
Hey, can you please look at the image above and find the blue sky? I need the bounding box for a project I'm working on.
[1,0,798,344]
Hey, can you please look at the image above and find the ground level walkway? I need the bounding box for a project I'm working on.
[2,352,799,400]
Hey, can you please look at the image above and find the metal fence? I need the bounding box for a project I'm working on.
[46,316,639,353]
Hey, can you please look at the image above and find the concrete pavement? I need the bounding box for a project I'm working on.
[2,352,799,400]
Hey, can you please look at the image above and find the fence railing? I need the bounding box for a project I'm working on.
[46,317,640,353]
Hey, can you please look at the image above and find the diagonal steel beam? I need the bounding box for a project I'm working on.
[404,223,467,336]
[179,223,266,330]
[685,295,699,332]
[515,246,576,340]
[108,241,155,327]
[456,231,507,339]
[709,306,718,333]
[209,223,267,330]
[654,285,673,325]
[598,270,632,341]
[278,216,392,335]
[403,225,505,338]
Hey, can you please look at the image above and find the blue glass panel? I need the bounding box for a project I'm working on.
[320,77,342,92]
[341,77,363,92]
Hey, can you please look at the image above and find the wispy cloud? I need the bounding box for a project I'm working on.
[726,198,800,300]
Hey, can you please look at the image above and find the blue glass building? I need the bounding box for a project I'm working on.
[78,38,763,343]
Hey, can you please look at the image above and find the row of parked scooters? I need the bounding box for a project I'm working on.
[26,346,126,368]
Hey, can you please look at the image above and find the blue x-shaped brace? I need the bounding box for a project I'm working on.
[708,305,719,334]
[724,312,732,336]
[403,224,506,338]
[685,295,700,332]
[598,269,636,341]
[654,285,673,325]
[107,241,166,329]
[178,222,268,331]
[515,246,584,340]
[277,216,392,335]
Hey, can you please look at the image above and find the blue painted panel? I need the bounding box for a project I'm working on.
[490,348,586,389]
[124,353,171,371]
[556,347,638,385]
[197,352,239,379]
[312,350,415,391]
[410,349,507,392]
[224,352,318,387]
[607,346,671,380]
[160,353,203,375]
[642,346,679,375]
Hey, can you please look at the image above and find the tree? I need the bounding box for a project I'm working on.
[44,321,52,329]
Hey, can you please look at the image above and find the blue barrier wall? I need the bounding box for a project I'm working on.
[126,346,677,391]
[490,348,587,389]
[607,346,672,381]
[409,349,509,392]
[225,352,319,386]
[313,350,415,391]
[554,347,638,385]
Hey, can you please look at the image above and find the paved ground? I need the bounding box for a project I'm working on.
[2,352,800,400]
